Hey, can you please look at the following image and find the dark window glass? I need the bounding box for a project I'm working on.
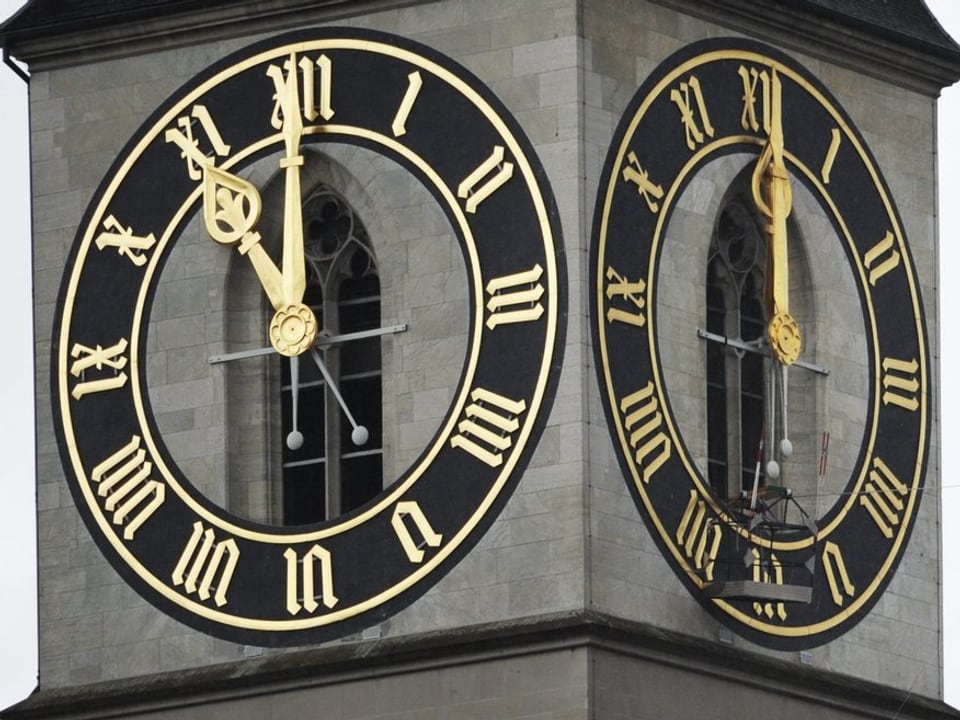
[281,186,383,524]
[705,198,766,499]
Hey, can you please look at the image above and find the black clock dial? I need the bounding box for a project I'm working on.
[53,28,565,646]
[591,38,928,649]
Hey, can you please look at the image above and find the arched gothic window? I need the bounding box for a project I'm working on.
[281,185,382,525]
[705,198,766,499]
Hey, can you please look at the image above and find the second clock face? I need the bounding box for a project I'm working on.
[53,29,565,646]
[591,39,929,649]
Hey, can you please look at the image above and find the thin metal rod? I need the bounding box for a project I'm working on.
[290,357,300,433]
[780,364,789,446]
[697,328,829,376]
[209,323,407,364]
[750,426,764,511]
[310,348,361,432]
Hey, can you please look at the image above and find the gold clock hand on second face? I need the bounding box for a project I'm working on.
[310,347,369,447]
[752,67,800,367]
[286,356,305,450]
[750,67,799,483]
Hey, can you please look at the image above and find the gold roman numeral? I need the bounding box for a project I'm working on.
[450,387,526,467]
[485,264,545,329]
[670,75,714,151]
[676,489,721,582]
[605,266,646,327]
[621,151,664,213]
[821,128,842,184]
[268,53,335,126]
[822,541,855,606]
[457,146,514,214]
[392,71,423,137]
[171,522,239,608]
[164,104,231,181]
[391,501,443,563]
[95,215,156,267]
[738,65,772,134]
[860,456,909,539]
[70,337,129,400]
[862,231,901,286]
[284,544,338,615]
[881,356,920,411]
[89,435,165,540]
[302,54,335,122]
[749,549,787,622]
[619,382,672,483]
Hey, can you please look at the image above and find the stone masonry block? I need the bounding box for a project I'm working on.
[398,1,465,36]
[513,35,578,76]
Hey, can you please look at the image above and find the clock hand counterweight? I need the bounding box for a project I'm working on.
[764,363,793,482]
[286,356,304,450]
[211,325,408,450]
[309,348,369,447]
[696,330,830,487]
[284,349,368,449]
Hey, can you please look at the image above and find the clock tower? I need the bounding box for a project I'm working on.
[2,1,959,718]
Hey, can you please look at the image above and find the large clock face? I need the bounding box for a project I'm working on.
[591,38,929,649]
[53,28,565,646]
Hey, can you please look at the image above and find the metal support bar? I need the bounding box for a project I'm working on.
[697,328,829,376]
[209,323,408,364]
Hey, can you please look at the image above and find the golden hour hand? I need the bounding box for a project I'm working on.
[202,160,317,357]
[203,53,318,358]
[751,67,800,366]
[203,164,283,309]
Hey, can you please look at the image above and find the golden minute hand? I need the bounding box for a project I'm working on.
[752,67,800,365]
[255,55,317,358]
[273,54,308,306]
